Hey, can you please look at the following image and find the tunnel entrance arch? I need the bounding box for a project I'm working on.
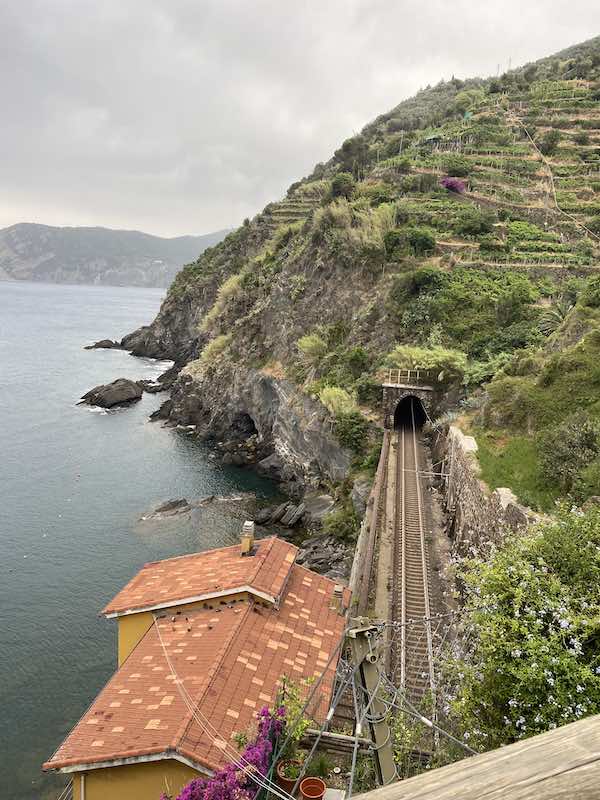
[393,395,427,429]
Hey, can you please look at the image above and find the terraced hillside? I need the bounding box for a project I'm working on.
[125,35,600,510]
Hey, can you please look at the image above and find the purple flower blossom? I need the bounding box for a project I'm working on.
[441,176,466,194]
[171,706,286,800]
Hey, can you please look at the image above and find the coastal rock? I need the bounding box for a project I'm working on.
[84,339,122,350]
[150,399,173,421]
[303,492,336,523]
[165,367,351,495]
[138,379,166,394]
[143,498,192,519]
[80,378,142,408]
[296,534,352,581]
[254,501,306,528]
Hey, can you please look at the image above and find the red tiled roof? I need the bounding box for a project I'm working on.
[44,564,350,773]
[102,537,298,616]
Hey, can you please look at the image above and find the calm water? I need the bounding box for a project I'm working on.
[0,282,277,800]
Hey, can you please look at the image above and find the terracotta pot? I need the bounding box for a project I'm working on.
[300,777,327,800]
[276,759,302,794]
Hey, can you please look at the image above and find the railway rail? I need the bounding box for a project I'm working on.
[389,399,436,702]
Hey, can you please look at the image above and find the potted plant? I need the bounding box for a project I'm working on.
[274,677,313,790]
[299,777,327,800]
[276,758,303,793]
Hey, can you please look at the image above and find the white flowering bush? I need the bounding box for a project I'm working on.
[450,506,600,749]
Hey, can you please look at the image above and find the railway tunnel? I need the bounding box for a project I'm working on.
[393,395,427,430]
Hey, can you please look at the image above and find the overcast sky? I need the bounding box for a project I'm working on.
[1,2,599,238]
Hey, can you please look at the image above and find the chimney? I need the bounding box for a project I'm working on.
[240,520,255,556]
[331,584,344,614]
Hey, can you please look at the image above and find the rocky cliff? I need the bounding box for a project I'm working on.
[122,36,600,503]
[0,223,229,288]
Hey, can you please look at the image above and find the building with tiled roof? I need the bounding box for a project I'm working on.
[44,534,349,800]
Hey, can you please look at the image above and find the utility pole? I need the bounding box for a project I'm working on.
[347,619,397,787]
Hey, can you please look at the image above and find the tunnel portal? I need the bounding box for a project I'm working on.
[393,395,427,429]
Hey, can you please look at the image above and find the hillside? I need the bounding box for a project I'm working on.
[0,223,229,288]
[122,35,600,506]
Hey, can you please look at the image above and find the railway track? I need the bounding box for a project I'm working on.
[389,399,436,703]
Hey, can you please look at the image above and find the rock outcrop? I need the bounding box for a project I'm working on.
[84,339,122,350]
[79,378,143,408]
[164,365,352,495]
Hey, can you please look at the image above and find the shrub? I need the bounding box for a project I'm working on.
[345,346,370,377]
[385,344,467,383]
[319,386,357,415]
[200,272,245,332]
[538,128,561,155]
[323,504,360,541]
[355,374,381,406]
[406,226,436,256]
[537,412,600,492]
[454,206,495,237]
[574,131,590,146]
[388,266,448,305]
[581,275,600,308]
[199,334,231,367]
[334,411,370,453]
[442,155,471,177]
[585,216,600,235]
[331,172,356,199]
[440,176,466,194]
[383,229,407,259]
[451,507,600,749]
[298,333,328,363]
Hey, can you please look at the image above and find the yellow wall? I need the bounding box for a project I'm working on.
[116,592,251,665]
[117,612,153,665]
[72,759,201,800]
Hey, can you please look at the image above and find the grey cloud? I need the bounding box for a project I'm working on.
[1,0,599,236]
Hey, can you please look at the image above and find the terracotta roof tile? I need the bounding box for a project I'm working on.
[102,537,298,616]
[44,557,349,774]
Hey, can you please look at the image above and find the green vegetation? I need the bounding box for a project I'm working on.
[198,334,231,367]
[451,507,600,749]
[385,343,467,383]
[475,430,559,511]
[318,386,357,416]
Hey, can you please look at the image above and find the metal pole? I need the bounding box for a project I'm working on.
[347,620,397,787]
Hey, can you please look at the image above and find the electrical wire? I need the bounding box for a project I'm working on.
[151,613,298,800]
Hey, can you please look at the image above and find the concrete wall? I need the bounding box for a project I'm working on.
[437,426,534,558]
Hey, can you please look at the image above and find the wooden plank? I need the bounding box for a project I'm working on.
[352,714,600,800]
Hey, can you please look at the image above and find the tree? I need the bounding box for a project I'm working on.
[330,172,356,200]
[407,227,436,256]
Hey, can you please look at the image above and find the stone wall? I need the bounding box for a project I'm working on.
[436,426,535,558]
[382,385,438,428]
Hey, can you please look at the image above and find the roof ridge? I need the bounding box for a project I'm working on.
[101,537,279,615]
[142,536,277,569]
[170,602,254,753]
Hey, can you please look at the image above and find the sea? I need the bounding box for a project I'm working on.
[0,281,279,800]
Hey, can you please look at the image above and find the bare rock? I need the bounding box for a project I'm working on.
[79,378,142,408]
[84,339,122,350]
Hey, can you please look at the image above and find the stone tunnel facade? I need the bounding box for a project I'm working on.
[382,385,438,429]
